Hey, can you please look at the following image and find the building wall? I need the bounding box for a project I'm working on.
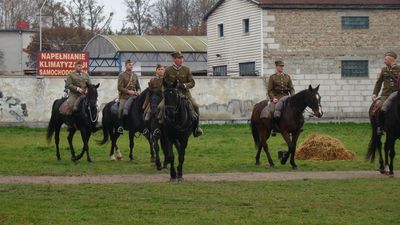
[262,9,400,118]
[0,31,34,74]
[207,0,263,76]
[0,76,267,126]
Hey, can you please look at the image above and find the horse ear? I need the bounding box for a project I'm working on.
[308,84,312,91]
[95,83,100,89]
[315,84,320,91]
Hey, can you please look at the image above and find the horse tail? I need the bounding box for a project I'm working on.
[366,104,380,162]
[250,106,260,149]
[46,101,58,143]
[97,104,110,145]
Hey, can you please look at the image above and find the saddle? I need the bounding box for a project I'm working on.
[260,97,288,119]
[372,99,382,115]
[59,99,69,115]
[111,100,119,116]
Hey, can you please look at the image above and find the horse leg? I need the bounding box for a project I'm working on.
[67,128,77,161]
[153,137,163,170]
[109,132,117,161]
[177,139,188,181]
[54,123,62,160]
[129,129,135,161]
[167,139,176,181]
[386,136,396,177]
[377,138,385,174]
[289,131,301,170]
[384,136,390,174]
[255,143,262,165]
[149,134,155,163]
[76,129,89,162]
[279,131,292,165]
[85,132,92,163]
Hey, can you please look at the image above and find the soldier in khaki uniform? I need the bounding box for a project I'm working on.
[267,60,295,135]
[64,61,91,115]
[117,59,141,134]
[142,64,165,135]
[371,52,400,135]
[160,51,203,137]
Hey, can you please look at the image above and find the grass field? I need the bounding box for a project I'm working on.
[0,123,399,176]
[0,179,399,225]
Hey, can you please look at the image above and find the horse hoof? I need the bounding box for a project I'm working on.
[270,164,275,168]
[110,155,116,161]
[170,178,177,182]
[292,165,298,170]
[388,172,394,178]
[177,177,184,182]
[116,157,123,161]
[380,170,386,175]
[150,157,156,163]
[255,161,260,166]
[71,156,76,162]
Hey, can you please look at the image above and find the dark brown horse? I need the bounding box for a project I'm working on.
[250,85,323,169]
[367,92,400,177]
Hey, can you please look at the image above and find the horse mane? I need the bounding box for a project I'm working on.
[287,89,308,107]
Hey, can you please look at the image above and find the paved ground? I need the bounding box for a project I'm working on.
[0,170,398,184]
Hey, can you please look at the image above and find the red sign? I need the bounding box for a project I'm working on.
[37,52,89,76]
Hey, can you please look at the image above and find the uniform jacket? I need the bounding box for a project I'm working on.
[267,72,295,100]
[118,70,141,99]
[65,71,91,97]
[373,65,400,97]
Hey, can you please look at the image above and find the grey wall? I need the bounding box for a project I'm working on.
[0,76,373,126]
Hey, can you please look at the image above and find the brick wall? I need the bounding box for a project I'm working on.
[263,9,400,118]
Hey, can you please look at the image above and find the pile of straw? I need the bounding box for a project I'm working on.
[295,133,356,161]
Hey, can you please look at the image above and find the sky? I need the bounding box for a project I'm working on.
[100,0,127,31]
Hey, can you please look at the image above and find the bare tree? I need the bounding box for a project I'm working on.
[86,0,113,34]
[124,0,153,35]
[0,0,38,29]
[67,0,87,28]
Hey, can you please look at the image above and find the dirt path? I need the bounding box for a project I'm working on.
[0,170,398,184]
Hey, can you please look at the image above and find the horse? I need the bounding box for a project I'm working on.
[162,81,194,181]
[250,85,323,169]
[46,83,100,162]
[367,92,400,177]
[98,88,149,161]
[145,88,168,170]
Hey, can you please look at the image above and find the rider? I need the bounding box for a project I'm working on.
[267,60,295,135]
[159,51,203,137]
[372,51,400,135]
[63,61,91,127]
[117,59,141,134]
[142,64,165,136]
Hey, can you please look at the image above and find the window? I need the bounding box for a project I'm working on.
[243,19,250,33]
[218,24,224,37]
[213,65,227,76]
[341,16,369,29]
[341,60,368,77]
[239,62,256,76]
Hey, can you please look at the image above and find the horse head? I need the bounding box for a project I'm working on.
[148,88,162,114]
[85,82,100,124]
[305,84,323,118]
[163,79,180,112]
[86,82,100,108]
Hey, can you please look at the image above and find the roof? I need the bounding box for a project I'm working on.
[85,35,207,53]
[204,0,400,20]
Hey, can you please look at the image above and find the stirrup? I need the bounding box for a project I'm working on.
[117,126,124,134]
[193,127,203,137]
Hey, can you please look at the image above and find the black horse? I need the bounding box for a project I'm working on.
[47,83,100,162]
[367,92,400,177]
[162,81,194,181]
[145,88,168,170]
[250,85,323,169]
[98,88,149,161]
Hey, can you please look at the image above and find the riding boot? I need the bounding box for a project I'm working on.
[377,110,385,135]
[117,118,124,134]
[271,116,280,137]
[193,119,203,137]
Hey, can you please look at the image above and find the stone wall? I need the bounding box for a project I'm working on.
[262,9,400,119]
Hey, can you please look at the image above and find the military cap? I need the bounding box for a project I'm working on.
[171,51,183,58]
[275,60,284,66]
[75,61,83,66]
[385,52,397,59]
